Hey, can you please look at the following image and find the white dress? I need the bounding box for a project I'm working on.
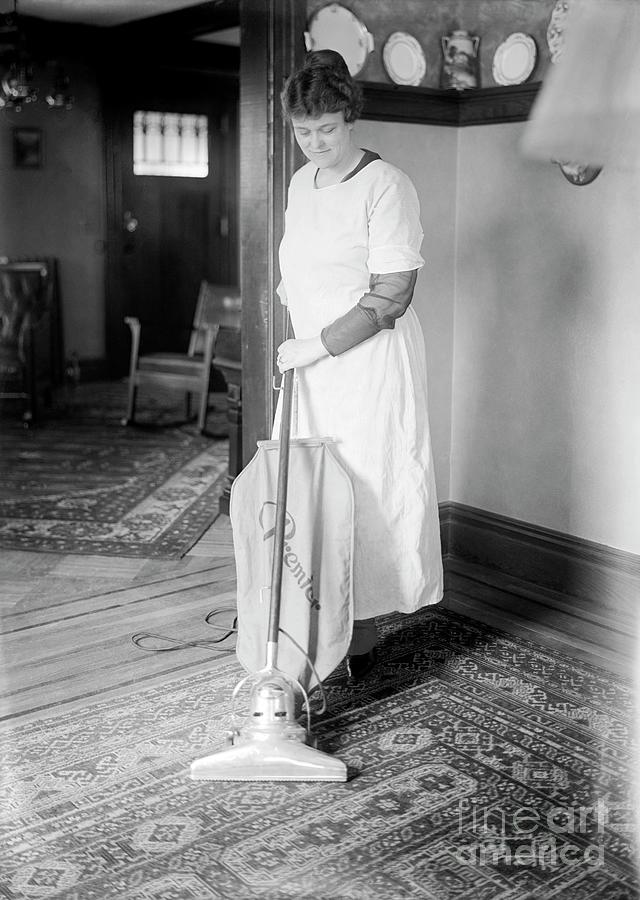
[276,157,443,619]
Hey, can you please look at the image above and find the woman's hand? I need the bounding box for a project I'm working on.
[276,336,329,372]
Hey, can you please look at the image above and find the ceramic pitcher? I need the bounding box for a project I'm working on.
[441,30,480,90]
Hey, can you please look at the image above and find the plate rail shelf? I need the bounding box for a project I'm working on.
[361,81,541,127]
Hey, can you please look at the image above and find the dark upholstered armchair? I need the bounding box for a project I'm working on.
[0,258,62,425]
[122,280,241,434]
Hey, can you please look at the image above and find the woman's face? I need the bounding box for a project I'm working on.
[291,111,355,170]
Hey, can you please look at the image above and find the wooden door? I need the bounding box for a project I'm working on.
[104,69,238,375]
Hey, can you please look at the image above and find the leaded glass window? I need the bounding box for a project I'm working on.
[133,111,209,178]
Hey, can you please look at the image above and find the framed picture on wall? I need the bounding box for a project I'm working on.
[13,127,44,169]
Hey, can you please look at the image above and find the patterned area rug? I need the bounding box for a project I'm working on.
[0,383,229,557]
[48,378,228,431]
[1,609,636,900]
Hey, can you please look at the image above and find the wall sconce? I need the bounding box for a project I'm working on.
[555,160,602,186]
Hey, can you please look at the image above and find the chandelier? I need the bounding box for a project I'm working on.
[0,2,73,111]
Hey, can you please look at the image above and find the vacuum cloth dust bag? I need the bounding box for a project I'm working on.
[231,436,354,689]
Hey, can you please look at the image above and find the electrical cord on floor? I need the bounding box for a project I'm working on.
[130,606,328,717]
[130,633,237,652]
[277,627,328,717]
[130,607,238,653]
[204,607,238,642]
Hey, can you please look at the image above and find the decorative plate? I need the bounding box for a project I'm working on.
[547,0,573,64]
[492,33,537,85]
[382,32,426,86]
[304,3,374,77]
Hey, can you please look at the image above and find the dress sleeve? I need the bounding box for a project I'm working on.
[319,168,424,356]
[320,270,418,357]
[366,171,424,274]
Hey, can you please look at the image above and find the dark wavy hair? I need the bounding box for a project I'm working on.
[281,50,364,123]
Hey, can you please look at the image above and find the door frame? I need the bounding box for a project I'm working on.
[239,0,305,460]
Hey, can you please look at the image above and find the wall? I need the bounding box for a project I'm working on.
[452,122,640,554]
[0,60,106,362]
[355,117,640,556]
[337,116,640,557]
[307,0,556,88]
[354,119,457,501]
[304,1,640,558]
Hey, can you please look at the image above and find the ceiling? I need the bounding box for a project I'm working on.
[0,0,229,28]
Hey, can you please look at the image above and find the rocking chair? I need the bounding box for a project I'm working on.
[122,280,241,434]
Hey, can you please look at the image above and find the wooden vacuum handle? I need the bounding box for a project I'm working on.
[267,366,295,653]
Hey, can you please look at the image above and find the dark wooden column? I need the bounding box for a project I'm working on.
[215,359,242,515]
[239,0,305,464]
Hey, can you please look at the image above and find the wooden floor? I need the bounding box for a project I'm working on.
[0,516,238,724]
[2,508,636,733]
[444,560,637,680]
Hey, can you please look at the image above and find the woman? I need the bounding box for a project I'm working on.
[276,50,443,682]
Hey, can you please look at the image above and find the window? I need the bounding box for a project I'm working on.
[133,111,209,178]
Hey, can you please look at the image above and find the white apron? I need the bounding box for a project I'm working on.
[275,158,443,619]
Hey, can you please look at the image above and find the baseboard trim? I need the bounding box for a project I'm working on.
[438,501,638,672]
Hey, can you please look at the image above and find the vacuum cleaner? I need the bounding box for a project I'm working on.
[190,367,348,782]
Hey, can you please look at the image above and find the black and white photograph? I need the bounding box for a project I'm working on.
[0,1,638,898]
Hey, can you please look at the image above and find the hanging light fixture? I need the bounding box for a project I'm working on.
[0,0,73,112]
[0,1,37,111]
[0,60,38,111]
[45,63,74,110]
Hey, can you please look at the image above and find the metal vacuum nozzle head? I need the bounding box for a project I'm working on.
[190,668,348,782]
[249,679,295,725]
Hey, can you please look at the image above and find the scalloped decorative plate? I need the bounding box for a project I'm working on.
[382,32,426,86]
[492,33,537,85]
[304,3,374,77]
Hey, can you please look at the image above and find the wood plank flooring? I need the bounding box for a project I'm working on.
[443,559,638,679]
[0,517,238,723]
[2,508,635,731]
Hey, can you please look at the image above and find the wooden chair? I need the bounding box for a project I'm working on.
[0,257,61,425]
[122,281,241,434]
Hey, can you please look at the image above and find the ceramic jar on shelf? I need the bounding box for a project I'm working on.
[441,30,480,90]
